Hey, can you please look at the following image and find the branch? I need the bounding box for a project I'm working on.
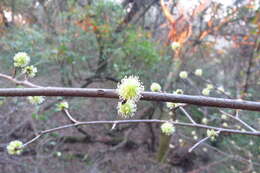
[1,72,260,111]
[0,88,260,111]
[0,73,41,88]
[220,110,257,132]
[188,130,221,152]
[63,109,79,123]
[188,136,210,153]
[21,119,260,148]
[179,106,197,124]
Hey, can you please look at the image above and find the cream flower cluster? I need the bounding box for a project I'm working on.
[23,65,37,78]
[194,69,203,76]
[207,129,219,141]
[117,76,144,118]
[179,71,188,79]
[161,122,175,136]
[117,100,137,118]
[7,140,23,155]
[13,52,38,78]
[171,42,181,51]
[202,84,214,96]
[166,89,185,109]
[27,96,45,105]
[117,76,144,102]
[13,52,30,67]
[150,82,162,92]
[56,101,69,111]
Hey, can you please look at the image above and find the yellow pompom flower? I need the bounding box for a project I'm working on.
[202,88,210,96]
[22,65,37,78]
[27,96,45,105]
[117,100,137,118]
[150,82,162,92]
[206,84,214,90]
[166,102,176,109]
[161,122,175,135]
[193,135,198,140]
[179,71,188,79]
[222,122,228,127]
[171,42,181,50]
[194,69,203,76]
[56,101,69,111]
[191,130,196,136]
[7,140,23,155]
[173,89,183,95]
[13,52,30,67]
[117,76,144,102]
[221,114,228,120]
[207,129,218,141]
[202,117,208,124]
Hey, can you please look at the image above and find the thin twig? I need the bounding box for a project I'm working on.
[21,119,260,147]
[189,130,221,152]
[22,135,41,147]
[0,73,41,88]
[220,110,257,132]
[62,109,91,138]
[188,136,210,152]
[63,109,79,123]
[179,133,260,167]
[179,106,197,124]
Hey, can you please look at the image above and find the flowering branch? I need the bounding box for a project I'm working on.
[19,118,260,149]
[1,72,260,111]
[219,110,257,132]
[0,73,41,88]
[0,87,260,111]
[188,130,221,152]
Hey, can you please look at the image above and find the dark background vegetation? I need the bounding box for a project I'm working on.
[0,0,259,172]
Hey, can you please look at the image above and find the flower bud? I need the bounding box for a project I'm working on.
[171,42,181,50]
[202,88,210,96]
[150,82,161,92]
[194,69,203,76]
[222,122,228,127]
[202,118,208,124]
[206,84,214,90]
[173,89,183,95]
[179,71,188,79]
[221,114,228,120]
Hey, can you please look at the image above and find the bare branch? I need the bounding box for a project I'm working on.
[179,106,197,124]
[63,109,79,124]
[188,136,210,153]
